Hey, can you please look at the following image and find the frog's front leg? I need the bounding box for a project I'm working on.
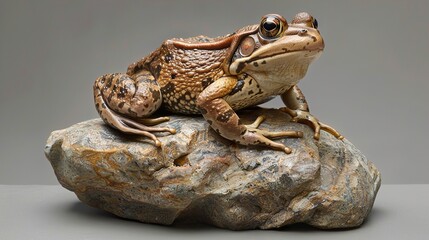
[280,85,344,140]
[93,71,175,147]
[197,77,301,153]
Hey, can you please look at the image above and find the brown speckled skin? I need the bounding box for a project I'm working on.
[127,39,229,114]
[93,12,343,152]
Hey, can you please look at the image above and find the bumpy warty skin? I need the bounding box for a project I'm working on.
[45,108,381,230]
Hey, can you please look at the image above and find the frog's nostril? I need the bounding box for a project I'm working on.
[298,29,308,36]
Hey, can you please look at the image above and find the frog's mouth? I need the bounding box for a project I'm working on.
[229,26,324,75]
[232,49,322,75]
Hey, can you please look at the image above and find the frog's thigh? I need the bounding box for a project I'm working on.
[102,71,162,117]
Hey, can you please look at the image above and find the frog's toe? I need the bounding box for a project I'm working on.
[251,128,303,139]
[242,129,294,153]
[240,114,303,153]
[121,117,176,135]
[298,117,323,140]
[137,116,171,126]
[113,120,162,146]
[295,117,344,141]
[320,122,344,140]
[154,139,162,147]
[280,108,344,141]
[245,115,303,138]
[282,146,292,154]
[99,108,175,147]
[245,115,266,129]
[279,107,298,118]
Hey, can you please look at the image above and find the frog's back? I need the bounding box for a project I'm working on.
[127,25,258,114]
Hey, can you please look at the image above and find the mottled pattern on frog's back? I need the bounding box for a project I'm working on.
[127,40,228,114]
[173,35,229,44]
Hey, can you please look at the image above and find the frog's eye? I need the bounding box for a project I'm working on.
[312,18,318,29]
[259,14,287,39]
[239,37,256,57]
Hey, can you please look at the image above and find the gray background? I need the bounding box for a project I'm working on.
[1,0,428,184]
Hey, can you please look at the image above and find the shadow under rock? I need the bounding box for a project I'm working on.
[277,205,388,232]
[67,201,119,221]
[66,201,218,232]
[66,201,386,232]
[360,206,389,227]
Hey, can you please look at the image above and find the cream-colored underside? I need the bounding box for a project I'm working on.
[225,51,321,110]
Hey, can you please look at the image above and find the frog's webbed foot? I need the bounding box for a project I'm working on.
[280,107,344,140]
[246,115,303,138]
[103,108,176,147]
[244,115,303,153]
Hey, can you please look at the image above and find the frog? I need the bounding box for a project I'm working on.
[93,12,343,154]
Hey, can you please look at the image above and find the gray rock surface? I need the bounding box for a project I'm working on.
[45,108,381,230]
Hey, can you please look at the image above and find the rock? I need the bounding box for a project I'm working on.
[45,108,381,230]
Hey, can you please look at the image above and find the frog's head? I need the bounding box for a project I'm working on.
[229,12,324,86]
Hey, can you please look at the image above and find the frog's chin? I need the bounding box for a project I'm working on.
[230,50,322,89]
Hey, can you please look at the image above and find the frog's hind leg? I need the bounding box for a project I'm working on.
[93,72,175,147]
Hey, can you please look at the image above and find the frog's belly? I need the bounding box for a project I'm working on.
[223,75,287,111]
[225,92,276,111]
